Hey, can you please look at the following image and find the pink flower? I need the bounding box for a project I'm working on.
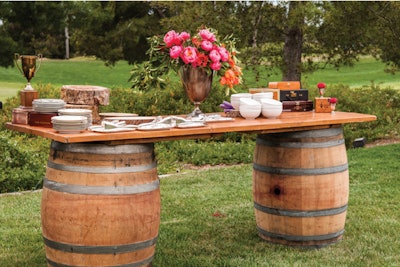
[317,82,326,89]
[201,40,213,51]
[179,31,190,42]
[209,49,221,62]
[181,46,198,64]
[329,97,337,104]
[164,30,180,47]
[199,29,216,42]
[210,61,221,71]
[169,45,183,59]
[218,46,229,62]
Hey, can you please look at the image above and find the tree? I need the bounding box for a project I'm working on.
[282,1,305,81]
[366,2,400,73]
[0,2,67,57]
[70,1,162,65]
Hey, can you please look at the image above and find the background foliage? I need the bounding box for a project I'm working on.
[2,1,400,78]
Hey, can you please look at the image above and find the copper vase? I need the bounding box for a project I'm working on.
[179,65,213,117]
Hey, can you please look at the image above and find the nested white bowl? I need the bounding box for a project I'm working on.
[261,99,283,118]
[230,93,252,110]
[240,98,261,107]
[239,99,262,119]
[239,107,261,119]
[252,92,273,103]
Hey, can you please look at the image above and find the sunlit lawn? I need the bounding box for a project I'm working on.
[0,144,399,266]
[1,56,400,102]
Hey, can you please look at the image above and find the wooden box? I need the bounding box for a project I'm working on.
[248,88,270,94]
[280,89,308,101]
[28,112,58,127]
[283,100,314,112]
[20,89,39,108]
[268,81,301,90]
[314,97,331,113]
[12,108,30,125]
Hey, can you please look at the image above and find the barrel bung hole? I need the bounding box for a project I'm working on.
[273,186,281,196]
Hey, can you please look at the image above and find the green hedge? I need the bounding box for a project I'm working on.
[1,82,399,192]
[0,131,48,193]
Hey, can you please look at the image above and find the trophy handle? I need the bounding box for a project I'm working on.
[14,53,24,75]
[36,54,43,72]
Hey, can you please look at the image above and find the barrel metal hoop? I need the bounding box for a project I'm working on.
[51,141,153,154]
[259,127,343,139]
[46,254,153,267]
[47,160,157,174]
[43,178,160,195]
[43,235,157,255]
[253,162,348,176]
[256,137,344,148]
[254,202,348,217]
[257,226,345,242]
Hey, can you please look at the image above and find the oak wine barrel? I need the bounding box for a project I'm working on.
[253,127,349,248]
[41,141,160,266]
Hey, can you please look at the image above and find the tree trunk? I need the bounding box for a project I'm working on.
[282,2,304,81]
[251,2,264,65]
[65,26,70,60]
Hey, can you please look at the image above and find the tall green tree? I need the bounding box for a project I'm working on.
[70,1,161,65]
[0,1,67,61]
[366,2,400,73]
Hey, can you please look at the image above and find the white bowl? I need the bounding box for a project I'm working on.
[231,93,252,100]
[261,107,282,119]
[230,93,252,110]
[239,98,261,107]
[261,99,283,118]
[260,98,282,106]
[252,92,273,103]
[239,100,261,119]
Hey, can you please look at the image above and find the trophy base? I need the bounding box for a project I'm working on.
[20,89,39,108]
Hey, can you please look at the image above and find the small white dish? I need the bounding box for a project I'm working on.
[177,122,206,128]
[89,125,136,133]
[137,123,172,131]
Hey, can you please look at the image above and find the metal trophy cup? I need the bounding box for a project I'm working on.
[14,53,42,109]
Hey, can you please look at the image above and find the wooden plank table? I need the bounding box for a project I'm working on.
[6,111,377,266]
[6,111,376,144]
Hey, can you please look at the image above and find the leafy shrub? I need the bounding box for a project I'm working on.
[0,131,49,193]
[101,80,227,116]
[327,84,400,146]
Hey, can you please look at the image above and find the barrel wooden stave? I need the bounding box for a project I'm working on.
[252,127,349,248]
[41,141,160,267]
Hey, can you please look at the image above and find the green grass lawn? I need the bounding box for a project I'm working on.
[1,144,399,266]
[1,56,400,102]
[0,57,133,101]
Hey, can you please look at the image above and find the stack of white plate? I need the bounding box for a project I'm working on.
[51,116,88,134]
[58,109,92,127]
[32,99,66,113]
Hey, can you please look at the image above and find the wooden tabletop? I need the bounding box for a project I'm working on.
[6,111,376,144]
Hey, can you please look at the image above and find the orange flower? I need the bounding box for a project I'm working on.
[191,37,201,47]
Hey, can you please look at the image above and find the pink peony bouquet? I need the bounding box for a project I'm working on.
[146,27,242,93]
